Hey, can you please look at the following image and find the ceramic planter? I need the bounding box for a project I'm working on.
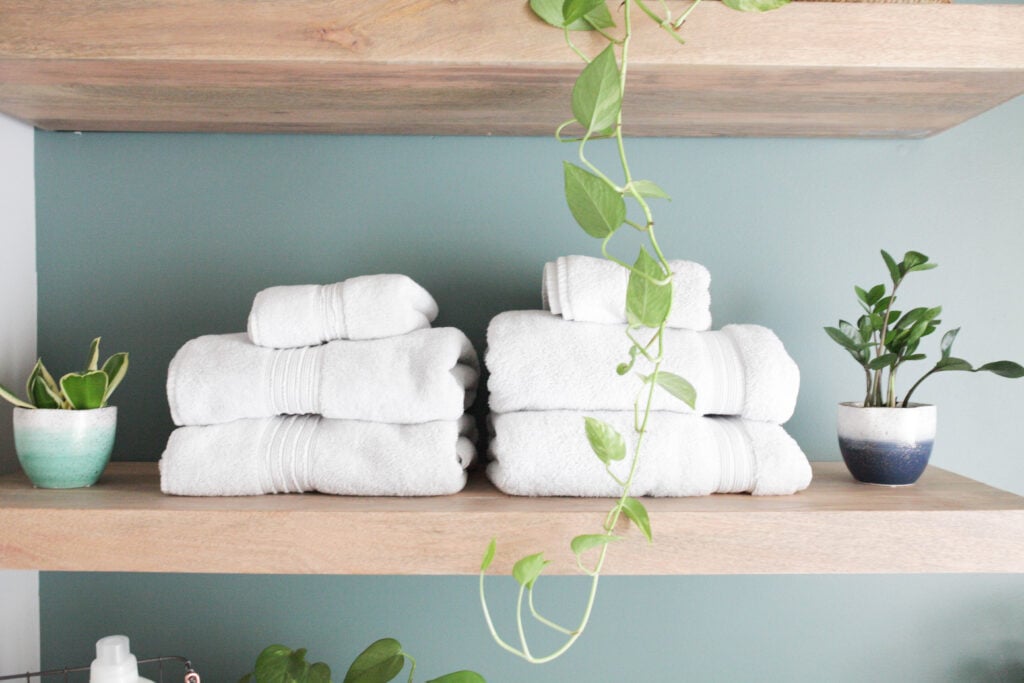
[837,402,936,486]
[13,406,117,488]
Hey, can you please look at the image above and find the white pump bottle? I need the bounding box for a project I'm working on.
[89,635,156,683]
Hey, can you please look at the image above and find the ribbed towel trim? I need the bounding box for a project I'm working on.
[269,346,322,415]
[258,414,320,494]
[703,331,746,417]
[708,417,755,493]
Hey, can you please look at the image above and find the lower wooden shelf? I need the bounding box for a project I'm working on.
[0,461,1020,575]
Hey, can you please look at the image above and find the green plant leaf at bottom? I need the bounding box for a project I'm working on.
[60,371,108,410]
[344,639,405,683]
[620,497,652,542]
[426,672,487,683]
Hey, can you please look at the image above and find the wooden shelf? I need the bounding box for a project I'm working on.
[0,1,1022,138]
[0,461,1021,575]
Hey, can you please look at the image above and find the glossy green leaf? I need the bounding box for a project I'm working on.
[584,416,626,464]
[480,538,496,572]
[101,352,129,403]
[86,337,101,372]
[934,357,973,372]
[512,552,550,589]
[630,179,670,200]
[530,0,614,30]
[344,639,405,683]
[60,371,108,410]
[652,371,697,409]
[426,672,487,683]
[571,45,622,134]
[563,0,605,24]
[570,533,620,556]
[29,376,61,409]
[252,645,299,683]
[881,249,901,285]
[825,326,860,353]
[307,663,332,683]
[625,248,671,328]
[939,328,959,359]
[867,354,898,371]
[977,361,1024,378]
[563,162,626,238]
[901,250,928,271]
[721,0,790,11]
[620,497,652,542]
[0,382,34,409]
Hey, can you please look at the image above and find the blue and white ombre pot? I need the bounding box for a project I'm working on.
[837,402,936,486]
[13,406,117,488]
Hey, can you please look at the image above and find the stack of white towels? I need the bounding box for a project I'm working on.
[486,255,812,497]
[159,275,480,496]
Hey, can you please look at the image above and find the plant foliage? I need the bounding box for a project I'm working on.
[479,0,790,665]
[825,250,1023,407]
[0,338,128,410]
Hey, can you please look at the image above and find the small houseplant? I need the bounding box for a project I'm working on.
[0,337,128,488]
[825,250,1023,485]
[239,640,484,683]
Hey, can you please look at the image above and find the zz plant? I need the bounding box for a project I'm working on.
[0,337,128,410]
[478,0,789,665]
[825,249,1023,408]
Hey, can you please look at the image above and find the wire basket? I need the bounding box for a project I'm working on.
[0,656,199,682]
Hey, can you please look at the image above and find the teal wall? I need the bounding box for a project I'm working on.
[33,91,1024,680]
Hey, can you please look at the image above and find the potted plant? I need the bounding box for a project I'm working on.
[239,640,483,683]
[0,337,128,488]
[825,250,1023,485]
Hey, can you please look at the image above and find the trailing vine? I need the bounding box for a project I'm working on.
[479,0,790,664]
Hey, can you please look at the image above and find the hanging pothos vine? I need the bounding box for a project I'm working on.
[479,0,790,664]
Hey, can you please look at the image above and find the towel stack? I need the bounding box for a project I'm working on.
[486,255,812,497]
[159,275,480,496]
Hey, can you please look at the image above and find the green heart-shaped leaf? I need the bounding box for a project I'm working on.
[344,639,405,683]
[584,416,626,465]
[626,248,671,328]
[60,371,108,410]
[426,671,487,683]
[512,552,550,589]
[563,162,626,239]
[571,44,622,134]
[620,497,652,542]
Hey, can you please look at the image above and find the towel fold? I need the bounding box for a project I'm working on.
[247,274,439,348]
[168,329,478,426]
[542,255,712,330]
[486,311,799,424]
[487,411,811,496]
[160,415,476,496]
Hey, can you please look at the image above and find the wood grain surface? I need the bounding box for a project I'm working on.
[1,461,1021,575]
[0,1,1022,136]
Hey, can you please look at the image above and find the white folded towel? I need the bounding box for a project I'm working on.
[167,329,478,426]
[160,415,476,496]
[486,311,799,424]
[488,411,811,497]
[542,255,712,330]
[247,274,439,348]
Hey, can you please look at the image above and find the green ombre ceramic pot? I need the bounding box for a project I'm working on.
[837,402,936,486]
[13,406,117,488]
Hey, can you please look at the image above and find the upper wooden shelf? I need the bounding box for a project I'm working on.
[0,461,1021,575]
[0,1,1022,138]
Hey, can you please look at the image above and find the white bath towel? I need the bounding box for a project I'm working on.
[486,311,799,424]
[160,415,476,496]
[542,255,712,330]
[167,329,478,426]
[488,411,811,497]
[247,274,439,348]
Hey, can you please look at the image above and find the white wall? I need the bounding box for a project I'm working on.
[0,113,40,675]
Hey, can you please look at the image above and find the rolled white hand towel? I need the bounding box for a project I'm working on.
[486,311,799,424]
[168,329,478,426]
[160,415,477,496]
[542,255,712,330]
[487,410,811,497]
[247,274,439,348]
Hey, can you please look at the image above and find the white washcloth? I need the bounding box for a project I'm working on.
[488,411,811,497]
[542,255,712,330]
[160,415,476,496]
[247,274,439,348]
[167,329,478,426]
[486,311,799,424]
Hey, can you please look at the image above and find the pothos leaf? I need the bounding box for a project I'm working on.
[530,0,614,30]
[625,247,671,328]
[650,371,697,409]
[512,552,550,589]
[721,0,791,11]
[563,162,626,238]
[480,538,497,572]
[620,497,652,542]
[571,533,621,556]
[426,672,487,683]
[571,44,622,135]
[584,416,626,465]
[344,639,405,683]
